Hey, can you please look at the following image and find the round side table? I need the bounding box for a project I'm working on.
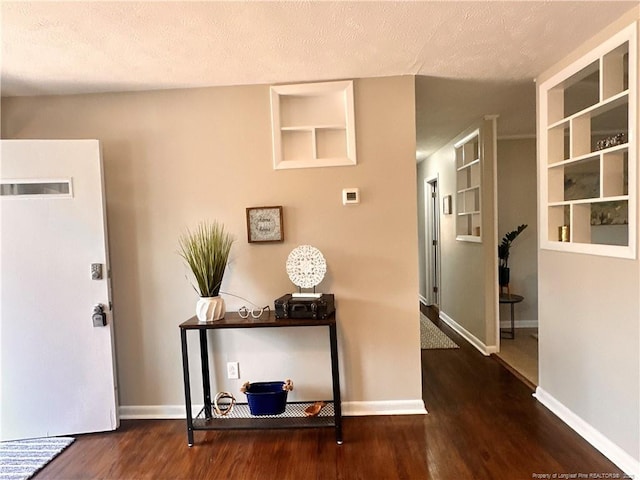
[499,293,524,339]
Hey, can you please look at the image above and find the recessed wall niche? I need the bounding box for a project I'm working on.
[455,129,482,242]
[270,80,357,170]
[539,24,636,258]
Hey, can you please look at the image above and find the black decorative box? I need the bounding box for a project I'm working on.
[274,294,335,320]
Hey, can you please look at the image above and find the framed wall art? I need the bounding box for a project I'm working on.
[246,206,284,243]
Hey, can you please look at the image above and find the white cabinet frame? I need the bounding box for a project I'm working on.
[270,80,357,170]
[455,129,482,242]
[538,23,637,259]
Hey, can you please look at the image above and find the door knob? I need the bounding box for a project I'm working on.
[92,304,107,327]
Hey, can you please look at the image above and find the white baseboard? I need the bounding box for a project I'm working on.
[439,311,497,356]
[120,400,428,420]
[119,405,199,419]
[342,400,427,416]
[418,294,428,306]
[534,387,640,478]
[499,319,538,328]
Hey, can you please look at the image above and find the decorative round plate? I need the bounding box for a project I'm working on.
[286,245,327,289]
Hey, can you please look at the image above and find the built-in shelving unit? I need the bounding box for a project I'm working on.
[270,80,356,170]
[455,130,482,242]
[539,24,637,258]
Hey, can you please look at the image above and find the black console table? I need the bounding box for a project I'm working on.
[179,311,342,446]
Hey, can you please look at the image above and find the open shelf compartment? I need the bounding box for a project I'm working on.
[540,24,635,258]
[193,401,336,430]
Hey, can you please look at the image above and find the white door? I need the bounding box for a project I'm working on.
[0,139,119,441]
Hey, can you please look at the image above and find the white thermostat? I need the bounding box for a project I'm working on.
[342,188,360,205]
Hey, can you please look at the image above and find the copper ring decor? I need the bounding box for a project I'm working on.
[213,391,236,416]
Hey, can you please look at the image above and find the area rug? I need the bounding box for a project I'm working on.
[0,437,74,480]
[420,314,459,349]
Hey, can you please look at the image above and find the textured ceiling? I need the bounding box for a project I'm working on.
[2,1,638,158]
[415,76,537,160]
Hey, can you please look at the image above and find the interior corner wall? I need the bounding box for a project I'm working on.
[536,8,640,466]
[0,75,424,411]
[417,118,498,349]
[497,138,538,323]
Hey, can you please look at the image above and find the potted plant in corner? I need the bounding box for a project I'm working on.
[498,224,528,296]
[178,221,234,322]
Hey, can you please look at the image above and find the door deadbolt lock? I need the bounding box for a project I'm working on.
[92,304,107,327]
[91,263,103,280]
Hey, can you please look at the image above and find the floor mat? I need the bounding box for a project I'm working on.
[0,437,74,480]
[421,314,459,349]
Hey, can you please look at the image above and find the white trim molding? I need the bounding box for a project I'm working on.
[534,387,640,478]
[440,311,498,356]
[497,134,537,141]
[499,319,539,329]
[342,400,427,416]
[419,294,428,306]
[120,400,427,420]
[120,405,199,420]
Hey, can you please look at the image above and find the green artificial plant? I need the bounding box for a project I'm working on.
[498,224,528,270]
[178,221,234,297]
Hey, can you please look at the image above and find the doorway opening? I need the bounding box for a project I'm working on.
[494,137,539,387]
[424,176,441,309]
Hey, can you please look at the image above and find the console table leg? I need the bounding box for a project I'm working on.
[199,330,212,419]
[510,303,516,339]
[329,324,343,444]
[180,329,194,446]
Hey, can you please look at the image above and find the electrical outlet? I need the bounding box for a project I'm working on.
[226,362,239,379]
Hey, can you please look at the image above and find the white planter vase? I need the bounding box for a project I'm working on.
[196,296,225,322]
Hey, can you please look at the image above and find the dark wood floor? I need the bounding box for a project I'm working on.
[35,307,624,479]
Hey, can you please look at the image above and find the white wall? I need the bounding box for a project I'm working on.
[1,76,425,415]
[497,138,538,324]
[536,8,640,474]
